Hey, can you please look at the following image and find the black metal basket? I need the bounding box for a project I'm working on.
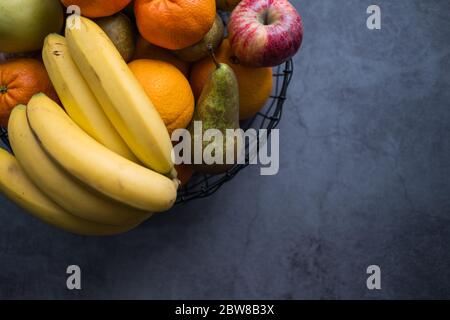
[0,127,10,152]
[0,60,293,204]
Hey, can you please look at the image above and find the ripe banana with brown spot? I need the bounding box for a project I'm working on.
[65,16,176,177]
[42,33,138,162]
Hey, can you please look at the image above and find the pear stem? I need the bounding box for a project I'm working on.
[208,44,220,69]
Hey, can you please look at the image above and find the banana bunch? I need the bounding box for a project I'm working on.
[0,17,180,236]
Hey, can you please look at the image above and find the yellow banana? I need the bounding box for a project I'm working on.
[0,148,140,236]
[65,17,176,177]
[27,93,179,212]
[42,34,138,162]
[8,105,152,226]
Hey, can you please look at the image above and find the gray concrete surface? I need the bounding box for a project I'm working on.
[0,0,449,299]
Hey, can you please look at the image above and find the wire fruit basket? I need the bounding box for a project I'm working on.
[0,59,293,205]
[176,59,293,203]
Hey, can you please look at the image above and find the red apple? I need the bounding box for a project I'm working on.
[228,0,303,67]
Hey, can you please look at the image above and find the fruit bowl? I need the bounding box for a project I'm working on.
[1,2,299,205]
[0,1,302,236]
[176,58,293,204]
[0,59,293,205]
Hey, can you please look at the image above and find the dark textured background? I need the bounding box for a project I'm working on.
[0,0,449,299]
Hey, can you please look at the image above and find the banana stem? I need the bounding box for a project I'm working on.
[168,167,178,180]
[208,44,220,69]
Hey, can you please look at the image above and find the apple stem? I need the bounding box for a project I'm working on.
[262,10,269,25]
[208,44,220,69]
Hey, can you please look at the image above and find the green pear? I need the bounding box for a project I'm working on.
[174,14,225,62]
[95,13,136,62]
[189,51,241,174]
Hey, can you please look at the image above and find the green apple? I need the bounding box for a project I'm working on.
[0,0,64,53]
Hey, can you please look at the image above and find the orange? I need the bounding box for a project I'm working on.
[190,39,273,120]
[0,59,58,127]
[135,0,216,50]
[133,36,191,78]
[128,59,194,135]
[60,0,131,18]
